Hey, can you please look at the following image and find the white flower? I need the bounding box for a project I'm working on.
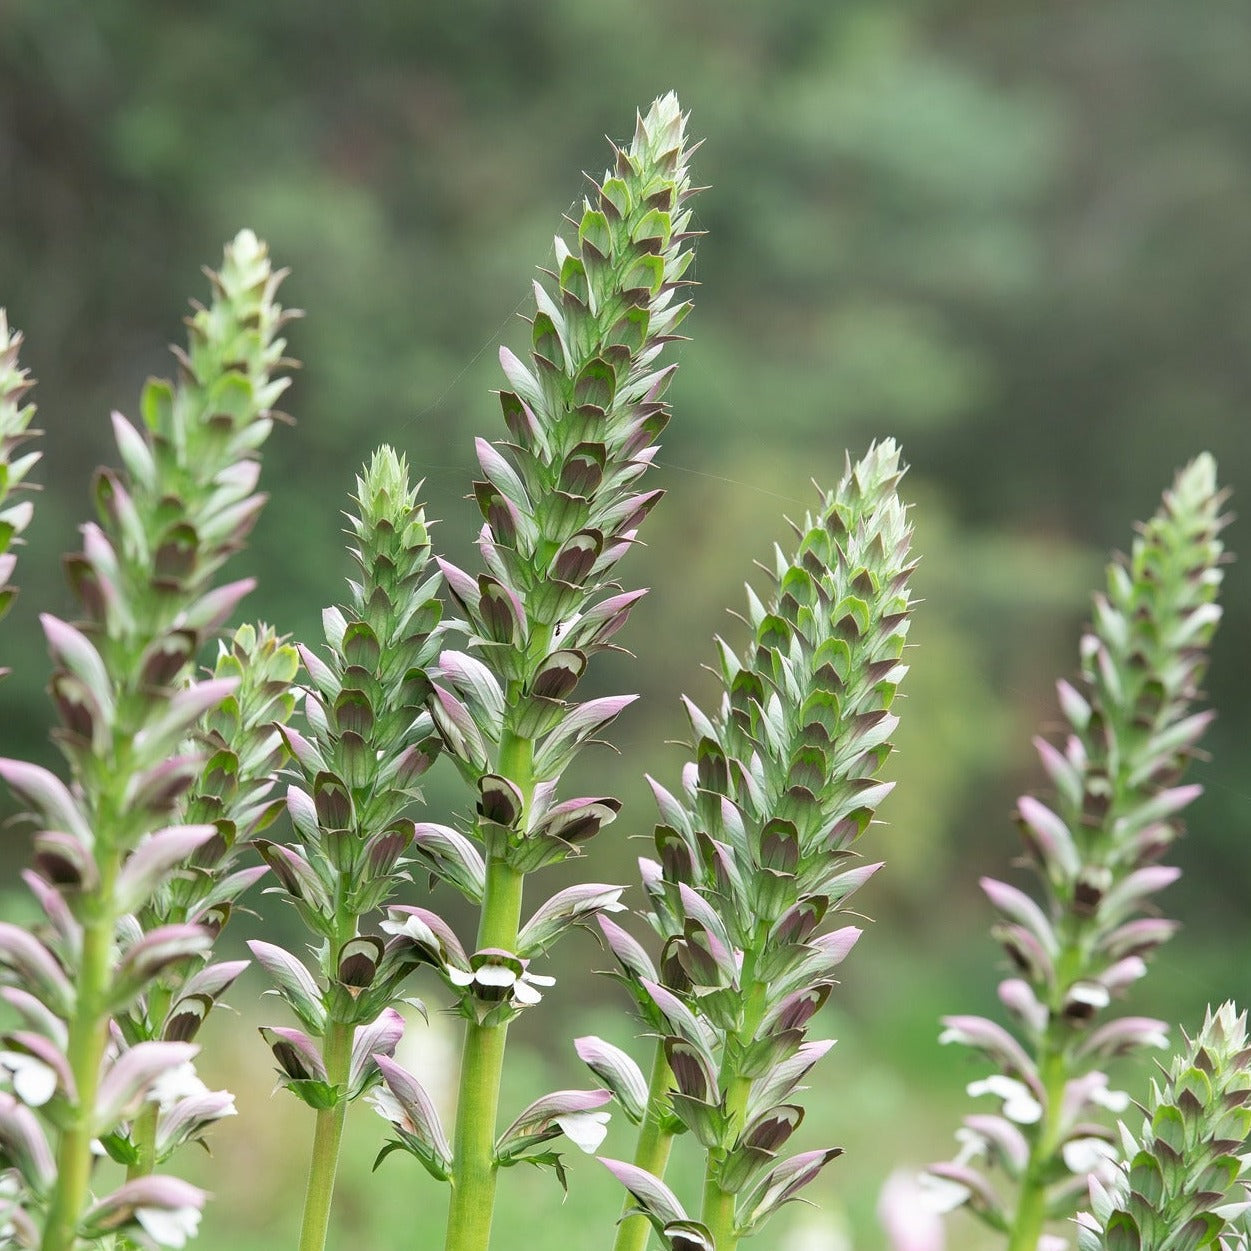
[967,1075,1043,1124]
[136,1204,202,1249]
[878,1170,947,1250]
[0,1052,57,1107]
[448,952,556,1007]
[914,1172,970,1214]
[1089,1083,1129,1113]
[554,1108,611,1153]
[1067,982,1111,1011]
[148,1062,208,1111]
[1062,1136,1119,1180]
[953,1126,988,1165]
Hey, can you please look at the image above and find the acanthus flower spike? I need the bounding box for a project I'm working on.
[0,230,294,1251]
[253,446,446,1251]
[400,92,705,1251]
[929,453,1230,1251]
[590,441,916,1251]
[1075,1002,1251,1251]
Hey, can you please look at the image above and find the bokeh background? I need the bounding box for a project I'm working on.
[2,2,1250,1248]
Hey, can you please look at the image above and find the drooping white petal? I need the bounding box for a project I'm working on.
[136,1204,202,1249]
[555,1109,611,1153]
[966,1075,1042,1125]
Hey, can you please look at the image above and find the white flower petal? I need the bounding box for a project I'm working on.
[473,966,516,989]
[966,1075,1042,1125]
[136,1205,201,1249]
[150,1062,208,1111]
[1089,1084,1129,1113]
[2,1053,57,1107]
[1062,1137,1119,1177]
[915,1173,970,1215]
[511,979,543,1006]
[555,1109,610,1154]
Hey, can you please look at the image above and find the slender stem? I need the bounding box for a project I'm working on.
[41,849,119,1251]
[613,1046,676,1251]
[700,1069,751,1251]
[297,1018,355,1251]
[444,727,532,1251]
[1006,1036,1070,1251]
[700,972,767,1251]
[1006,914,1085,1251]
[127,983,174,1179]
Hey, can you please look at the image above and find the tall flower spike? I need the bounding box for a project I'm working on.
[253,445,443,1251]
[0,231,293,1251]
[419,93,701,1251]
[1075,1002,1251,1251]
[595,441,915,1251]
[0,311,41,640]
[929,453,1229,1250]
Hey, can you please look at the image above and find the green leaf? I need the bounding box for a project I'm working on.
[98,1130,141,1167]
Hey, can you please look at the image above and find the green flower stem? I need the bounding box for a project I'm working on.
[445,1018,509,1251]
[701,972,768,1251]
[614,1048,677,1251]
[702,1175,738,1251]
[1007,921,1086,1251]
[298,1018,355,1251]
[700,1063,754,1251]
[444,726,533,1251]
[1006,1042,1069,1251]
[127,982,174,1180]
[41,846,120,1251]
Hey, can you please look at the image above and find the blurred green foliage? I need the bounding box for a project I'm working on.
[1,2,1249,1248]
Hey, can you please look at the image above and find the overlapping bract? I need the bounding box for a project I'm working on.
[254,447,442,1107]
[0,311,40,636]
[930,454,1228,1237]
[593,441,915,1248]
[433,87,697,833]
[1076,1003,1251,1251]
[0,231,292,1248]
[114,620,298,1123]
[374,93,702,1201]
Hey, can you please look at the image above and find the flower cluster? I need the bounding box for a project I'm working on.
[588,441,915,1251]
[365,94,702,1251]
[0,310,40,640]
[929,454,1229,1247]
[1076,1002,1251,1251]
[252,448,444,1116]
[0,231,292,1251]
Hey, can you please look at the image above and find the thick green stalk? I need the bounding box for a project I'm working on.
[613,1048,676,1251]
[444,1017,510,1251]
[444,729,532,1251]
[297,1018,355,1251]
[41,847,119,1251]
